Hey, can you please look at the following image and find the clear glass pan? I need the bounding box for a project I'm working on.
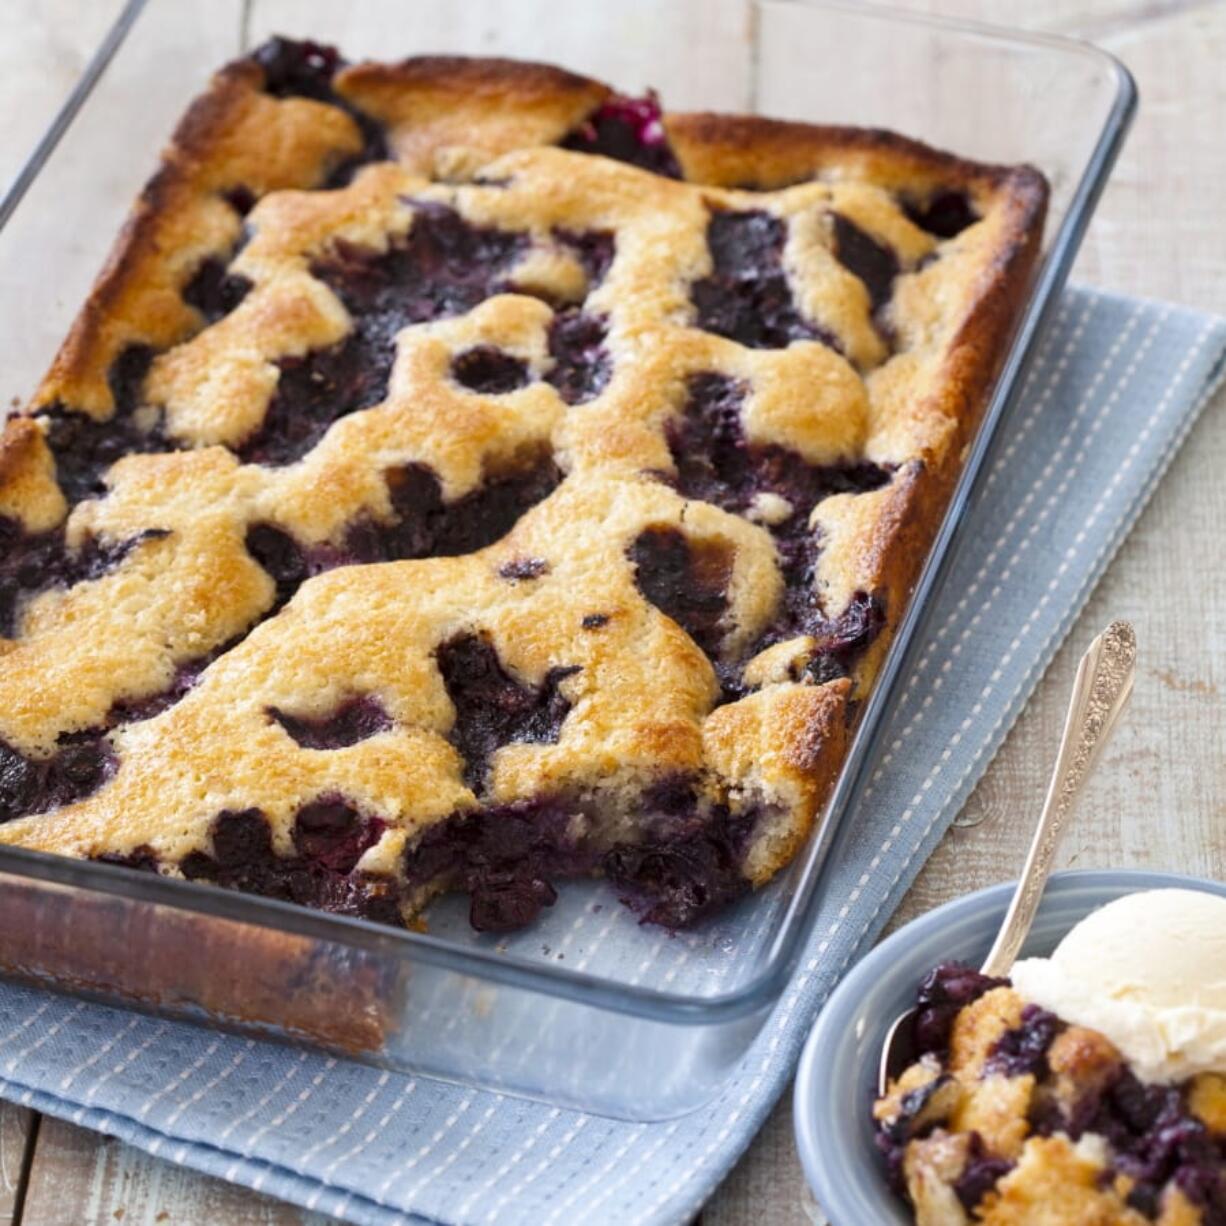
[0,0,1134,1119]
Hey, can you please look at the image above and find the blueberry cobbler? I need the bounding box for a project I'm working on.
[874,964,1226,1224]
[0,40,1046,933]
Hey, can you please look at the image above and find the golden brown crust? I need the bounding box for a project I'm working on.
[337,55,609,175]
[0,48,1046,926]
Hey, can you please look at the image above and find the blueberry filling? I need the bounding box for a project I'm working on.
[1035,1064,1226,1219]
[581,613,608,629]
[602,796,756,927]
[248,38,387,189]
[181,256,252,325]
[498,557,548,580]
[544,310,611,404]
[912,961,1011,1058]
[244,522,308,608]
[252,37,342,101]
[180,802,398,922]
[553,227,616,287]
[628,526,732,660]
[0,733,116,825]
[93,845,160,873]
[435,633,579,794]
[222,185,257,217]
[238,205,529,465]
[451,346,529,395]
[244,456,560,605]
[691,209,835,351]
[37,344,175,506]
[830,213,899,314]
[903,189,978,239]
[106,638,239,726]
[875,1074,957,1192]
[659,371,890,678]
[399,778,757,932]
[954,1133,1015,1211]
[0,517,169,639]
[984,1002,1060,1079]
[667,372,891,525]
[402,797,592,932]
[269,696,392,750]
[560,93,681,179]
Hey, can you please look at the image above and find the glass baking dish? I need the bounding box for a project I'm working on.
[0,0,1133,1120]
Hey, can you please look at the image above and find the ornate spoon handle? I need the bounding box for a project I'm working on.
[979,620,1137,977]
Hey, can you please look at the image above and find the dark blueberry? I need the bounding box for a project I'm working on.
[0,733,115,825]
[181,802,399,922]
[181,257,252,325]
[954,1133,1014,1211]
[270,696,392,750]
[238,206,529,465]
[451,346,529,395]
[498,557,549,580]
[0,520,169,638]
[985,1003,1060,1079]
[553,228,616,287]
[911,961,1010,1058]
[106,641,234,725]
[904,190,978,239]
[435,633,579,793]
[340,456,560,565]
[581,613,608,629]
[108,343,155,416]
[831,213,899,313]
[469,876,558,932]
[628,526,731,660]
[37,343,175,506]
[402,797,594,932]
[603,803,756,928]
[252,37,342,100]
[93,845,160,872]
[222,185,257,216]
[0,740,41,822]
[560,93,681,179]
[691,210,835,350]
[292,798,385,873]
[544,310,610,404]
[244,522,307,607]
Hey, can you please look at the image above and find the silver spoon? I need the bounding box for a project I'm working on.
[877,619,1137,1095]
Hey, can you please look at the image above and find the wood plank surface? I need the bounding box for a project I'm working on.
[0,1,1223,1223]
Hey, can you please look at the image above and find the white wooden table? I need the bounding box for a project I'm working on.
[1,1,1223,1221]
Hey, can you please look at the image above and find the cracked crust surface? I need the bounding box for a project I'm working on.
[0,44,1046,931]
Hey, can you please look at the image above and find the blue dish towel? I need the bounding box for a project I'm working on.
[0,287,1223,1226]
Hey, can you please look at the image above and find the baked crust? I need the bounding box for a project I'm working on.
[0,42,1047,933]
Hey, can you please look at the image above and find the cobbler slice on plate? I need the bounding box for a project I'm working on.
[875,965,1226,1224]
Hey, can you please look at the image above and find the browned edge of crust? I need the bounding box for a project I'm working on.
[850,163,1049,699]
[30,62,267,419]
[664,110,1043,191]
[337,53,612,104]
[0,417,46,489]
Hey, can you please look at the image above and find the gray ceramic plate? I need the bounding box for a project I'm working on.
[793,869,1226,1225]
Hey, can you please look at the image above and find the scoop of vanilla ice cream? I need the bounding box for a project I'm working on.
[1010,888,1226,1085]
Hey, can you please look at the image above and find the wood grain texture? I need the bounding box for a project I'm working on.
[0,0,1222,1223]
[19,1117,334,1226]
